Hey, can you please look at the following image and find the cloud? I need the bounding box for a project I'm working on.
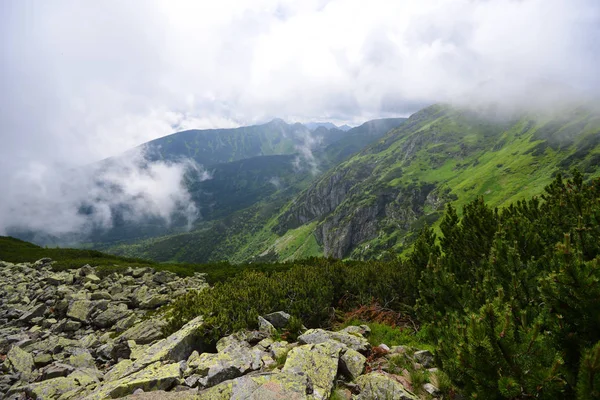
[0,0,598,236]
[0,147,207,238]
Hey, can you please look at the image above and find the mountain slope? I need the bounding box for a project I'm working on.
[106,104,600,263]
[92,118,407,255]
[272,104,600,259]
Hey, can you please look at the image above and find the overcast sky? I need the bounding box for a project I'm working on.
[1,0,599,236]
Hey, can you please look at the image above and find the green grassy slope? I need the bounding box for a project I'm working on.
[103,104,600,263]
[272,104,600,259]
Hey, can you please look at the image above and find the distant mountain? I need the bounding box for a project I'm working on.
[106,104,600,263]
[304,122,339,131]
[338,124,353,131]
[82,117,408,249]
[98,118,407,260]
[271,104,600,259]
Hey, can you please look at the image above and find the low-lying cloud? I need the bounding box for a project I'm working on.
[0,147,206,240]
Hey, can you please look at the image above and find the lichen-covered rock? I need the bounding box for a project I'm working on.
[108,362,182,398]
[339,325,371,337]
[258,316,277,335]
[298,329,371,354]
[187,345,266,388]
[270,341,291,360]
[354,372,418,400]
[413,350,435,368]
[121,318,167,344]
[83,361,181,400]
[340,348,366,380]
[123,316,205,376]
[282,342,341,399]
[7,346,35,381]
[199,371,310,400]
[18,303,46,323]
[93,304,133,328]
[263,311,291,329]
[9,369,100,400]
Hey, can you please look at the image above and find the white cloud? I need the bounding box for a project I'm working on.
[0,0,598,235]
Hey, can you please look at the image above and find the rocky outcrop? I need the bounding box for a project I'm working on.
[0,258,444,399]
[0,259,207,398]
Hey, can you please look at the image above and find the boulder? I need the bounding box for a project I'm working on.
[354,372,418,400]
[84,274,101,284]
[414,350,435,368]
[9,369,100,400]
[124,316,205,376]
[258,316,277,335]
[282,342,341,399]
[199,371,310,400]
[90,291,112,301]
[263,311,291,329]
[298,329,371,354]
[66,299,92,322]
[120,318,167,344]
[83,361,181,400]
[7,346,35,381]
[153,270,177,284]
[18,303,46,323]
[33,353,53,368]
[185,344,264,388]
[339,324,371,337]
[340,348,366,380]
[108,362,181,398]
[93,304,132,328]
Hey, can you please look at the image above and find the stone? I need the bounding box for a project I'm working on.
[258,316,277,335]
[104,359,135,382]
[46,272,74,286]
[68,350,96,369]
[186,345,264,388]
[64,320,82,331]
[33,353,54,367]
[354,372,418,400]
[93,304,132,328]
[423,382,441,396]
[123,316,205,376]
[41,362,75,380]
[298,329,371,354]
[414,350,435,368]
[18,303,46,323]
[84,274,101,283]
[67,299,92,322]
[270,341,291,360]
[263,311,291,329]
[340,348,366,380]
[153,270,177,284]
[9,374,92,399]
[77,264,94,276]
[282,342,341,399]
[200,371,310,400]
[120,318,167,344]
[339,324,371,337]
[83,361,181,400]
[140,294,169,309]
[90,291,112,300]
[7,346,34,381]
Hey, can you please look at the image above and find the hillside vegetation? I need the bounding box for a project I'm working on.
[109,104,600,264]
[163,170,600,399]
[274,104,600,259]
